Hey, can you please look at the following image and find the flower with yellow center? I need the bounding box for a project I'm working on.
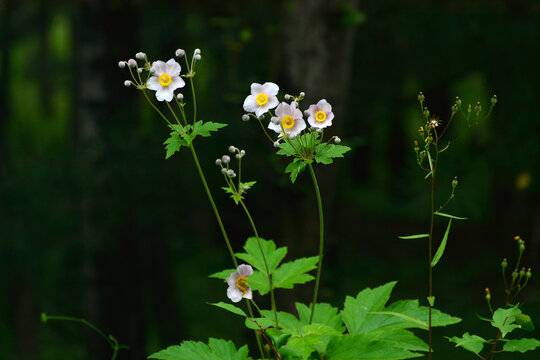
[268,102,306,137]
[307,99,334,129]
[147,59,185,102]
[226,264,254,303]
[243,82,279,118]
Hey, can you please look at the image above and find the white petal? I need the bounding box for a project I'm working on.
[151,60,166,74]
[250,83,264,96]
[165,58,181,76]
[288,118,306,137]
[318,99,332,113]
[243,287,253,300]
[169,76,185,91]
[227,286,243,303]
[275,102,287,118]
[147,76,161,91]
[255,106,268,118]
[266,95,279,110]
[307,115,317,128]
[156,88,173,102]
[261,82,279,96]
[326,112,335,122]
[268,121,282,134]
[243,95,258,113]
[308,104,318,117]
[237,264,253,277]
[292,108,303,120]
[226,272,239,287]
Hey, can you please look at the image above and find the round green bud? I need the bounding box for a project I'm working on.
[452,177,458,189]
[501,258,508,269]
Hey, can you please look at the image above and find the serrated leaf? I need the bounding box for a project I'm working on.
[296,302,345,332]
[148,338,250,360]
[260,310,303,330]
[285,159,307,183]
[192,121,228,137]
[326,334,420,360]
[280,323,341,359]
[432,218,452,267]
[341,282,397,334]
[235,238,287,275]
[209,269,235,279]
[502,338,540,353]
[492,307,522,337]
[245,270,269,295]
[244,317,275,330]
[163,133,189,159]
[276,142,296,157]
[372,329,428,352]
[369,311,428,329]
[273,256,318,290]
[398,234,429,239]
[314,144,351,164]
[447,332,486,354]
[239,181,256,191]
[208,302,246,317]
[434,212,467,220]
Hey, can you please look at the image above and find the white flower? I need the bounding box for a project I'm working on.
[147,59,185,102]
[243,82,279,118]
[226,264,253,303]
[268,102,306,137]
[307,99,334,129]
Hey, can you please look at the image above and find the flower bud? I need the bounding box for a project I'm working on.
[118,61,126,68]
[240,150,245,156]
[501,258,508,269]
[417,92,425,102]
[221,155,230,164]
[299,91,305,97]
[284,94,291,100]
[485,288,491,301]
[135,52,146,60]
[221,168,227,174]
[273,141,280,148]
[334,137,341,144]
[175,49,185,57]
[215,159,222,166]
[526,268,532,278]
[452,177,458,189]
[291,101,298,108]
[490,95,498,105]
[177,93,184,100]
[512,270,518,279]
[423,108,430,118]
[242,114,250,121]
[228,146,236,153]
[414,140,419,152]
[290,134,296,140]
[227,169,235,177]
[451,104,459,114]
[271,116,279,124]
[137,68,143,73]
[235,154,241,159]
[127,59,137,68]
[467,104,472,113]
[455,97,462,107]
[519,268,526,277]
[124,80,132,87]
[304,110,310,117]
[520,243,525,252]
[194,54,202,61]
[194,48,201,55]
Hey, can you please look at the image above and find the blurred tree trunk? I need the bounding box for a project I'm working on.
[283,0,361,304]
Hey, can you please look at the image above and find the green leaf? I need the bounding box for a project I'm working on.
[209,269,235,279]
[280,323,341,359]
[239,181,256,191]
[235,237,287,275]
[244,317,275,331]
[502,338,540,353]
[163,133,189,159]
[434,212,467,220]
[208,302,246,317]
[260,310,303,330]
[398,234,429,240]
[265,329,291,348]
[432,218,452,267]
[427,296,435,307]
[492,307,522,337]
[276,142,296,157]
[285,159,307,183]
[192,121,228,138]
[341,282,397,334]
[326,334,420,360]
[447,332,487,354]
[314,144,351,164]
[148,338,250,360]
[272,256,319,290]
[245,271,269,295]
[369,311,427,329]
[371,329,428,352]
[515,314,535,331]
[296,302,345,332]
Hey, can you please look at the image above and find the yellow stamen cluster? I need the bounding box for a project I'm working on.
[315,110,326,122]
[236,276,249,294]
[256,93,268,106]
[159,73,172,87]
[281,115,295,129]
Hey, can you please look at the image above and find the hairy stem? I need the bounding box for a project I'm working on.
[240,199,279,328]
[308,162,324,324]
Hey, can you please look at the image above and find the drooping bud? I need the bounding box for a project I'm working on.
[135,52,146,60]
[118,61,126,68]
[215,159,222,166]
[127,59,137,68]
[137,68,143,73]
[240,150,245,156]
[194,54,202,61]
[194,48,201,55]
[334,137,341,144]
[228,146,236,153]
[176,93,184,101]
[124,80,132,87]
[299,91,305,97]
[221,155,231,164]
[273,141,280,148]
[175,49,185,57]
[284,94,291,100]
[242,114,250,121]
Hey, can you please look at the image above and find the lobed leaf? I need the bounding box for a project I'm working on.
[492,307,522,337]
[272,256,319,290]
[235,237,287,275]
[148,338,250,360]
[314,144,351,165]
[502,338,540,353]
[447,332,487,354]
[192,121,228,137]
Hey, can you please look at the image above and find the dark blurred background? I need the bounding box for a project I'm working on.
[1,0,540,359]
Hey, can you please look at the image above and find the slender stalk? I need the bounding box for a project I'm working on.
[427,149,438,360]
[308,162,324,324]
[240,199,279,328]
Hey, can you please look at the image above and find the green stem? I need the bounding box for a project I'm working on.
[308,162,324,324]
[240,199,279,328]
[427,149,438,360]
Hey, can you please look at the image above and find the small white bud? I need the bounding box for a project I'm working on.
[135,52,146,60]
[124,80,132,87]
[273,141,280,148]
[215,159,222,166]
[235,154,241,159]
[228,146,236,153]
[137,68,143,73]
[290,134,296,140]
[284,94,291,100]
[304,110,310,117]
[118,61,126,68]
[175,49,185,57]
[334,137,341,144]
[127,59,137,68]
[242,114,250,121]
[240,150,245,156]
[271,116,280,124]
[227,169,235,177]
[176,93,184,100]
[221,168,227,174]
[194,48,201,55]
[221,155,230,164]
[291,101,298,108]
[194,54,202,61]
[243,185,249,191]
[299,91,305,97]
